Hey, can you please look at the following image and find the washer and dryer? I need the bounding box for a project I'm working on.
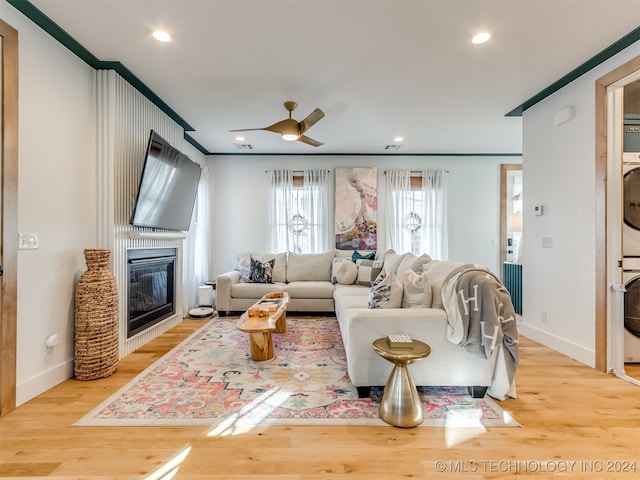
[622,153,640,363]
[622,257,640,362]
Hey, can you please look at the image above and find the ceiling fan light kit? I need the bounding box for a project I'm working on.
[230,101,325,147]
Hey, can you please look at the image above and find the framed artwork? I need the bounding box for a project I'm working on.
[335,167,378,250]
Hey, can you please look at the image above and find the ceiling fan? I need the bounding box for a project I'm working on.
[230,101,325,147]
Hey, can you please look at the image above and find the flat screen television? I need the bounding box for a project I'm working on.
[130,130,202,231]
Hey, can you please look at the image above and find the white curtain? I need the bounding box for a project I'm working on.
[183,165,211,314]
[385,169,412,253]
[421,169,448,260]
[267,170,294,253]
[302,169,330,253]
[385,169,448,259]
[267,169,330,253]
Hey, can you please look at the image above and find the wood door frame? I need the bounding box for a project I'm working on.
[500,164,522,272]
[0,19,19,415]
[595,55,640,373]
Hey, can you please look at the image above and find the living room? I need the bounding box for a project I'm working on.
[2,1,640,477]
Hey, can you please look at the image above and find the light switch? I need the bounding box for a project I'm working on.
[18,233,39,250]
[541,236,553,248]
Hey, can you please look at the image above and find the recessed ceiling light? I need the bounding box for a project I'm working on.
[394,136,404,143]
[152,30,172,43]
[235,135,245,142]
[472,32,491,45]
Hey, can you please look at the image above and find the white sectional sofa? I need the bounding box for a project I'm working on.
[216,249,517,400]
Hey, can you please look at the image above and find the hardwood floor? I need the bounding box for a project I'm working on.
[1,318,639,479]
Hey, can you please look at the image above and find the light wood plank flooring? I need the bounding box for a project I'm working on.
[1,317,639,479]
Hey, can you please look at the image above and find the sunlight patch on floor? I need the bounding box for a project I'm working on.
[144,445,192,480]
[205,387,291,436]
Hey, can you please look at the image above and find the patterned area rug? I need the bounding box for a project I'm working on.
[75,317,519,427]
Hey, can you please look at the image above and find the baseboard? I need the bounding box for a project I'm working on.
[519,323,595,367]
[17,359,74,406]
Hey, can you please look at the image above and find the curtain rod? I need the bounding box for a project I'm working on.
[265,170,331,173]
[383,169,449,174]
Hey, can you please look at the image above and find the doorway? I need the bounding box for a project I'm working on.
[595,54,640,384]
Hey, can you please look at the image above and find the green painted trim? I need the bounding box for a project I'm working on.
[184,133,209,155]
[7,0,194,132]
[204,152,522,157]
[507,26,640,117]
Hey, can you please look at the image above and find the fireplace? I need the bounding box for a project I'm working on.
[127,248,176,338]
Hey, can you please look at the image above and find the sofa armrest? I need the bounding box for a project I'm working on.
[216,270,241,312]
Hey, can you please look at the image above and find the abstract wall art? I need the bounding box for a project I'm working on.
[335,167,378,250]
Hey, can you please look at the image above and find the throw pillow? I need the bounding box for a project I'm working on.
[368,270,403,309]
[396,253,417,281]
[422,260,464,308]
[248,255,275,283]
[355,259,384,286]
[336,260,358,285]
[331,258,346,283]
[382,250,405,275]
[352,250,375,261]
[401,269,433,308]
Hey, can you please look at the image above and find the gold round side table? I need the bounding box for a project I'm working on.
[372,337,431,428]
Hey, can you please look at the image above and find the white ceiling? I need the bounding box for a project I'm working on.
[22,0,640,155]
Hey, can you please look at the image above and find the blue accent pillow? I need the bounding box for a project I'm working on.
[352,250,375,261]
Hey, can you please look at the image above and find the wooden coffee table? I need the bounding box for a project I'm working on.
[372,337,431,427]
[236,292,290,361]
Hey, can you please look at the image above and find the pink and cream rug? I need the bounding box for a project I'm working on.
[75,317,519,427]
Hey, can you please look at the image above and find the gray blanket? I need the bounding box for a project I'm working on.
[441,264,519,389]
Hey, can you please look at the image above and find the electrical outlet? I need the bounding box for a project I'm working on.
[541,310,548,323]
[18,233,39,250]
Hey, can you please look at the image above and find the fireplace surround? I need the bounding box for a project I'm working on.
[127,248,176,338]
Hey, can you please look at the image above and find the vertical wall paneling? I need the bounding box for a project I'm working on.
[96,70,185,357]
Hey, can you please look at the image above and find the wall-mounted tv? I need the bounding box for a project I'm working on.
[130,130,202,231]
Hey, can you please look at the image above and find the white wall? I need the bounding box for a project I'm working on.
[3,7,98,405]
[521,44,640,366]
[208,154,519,278]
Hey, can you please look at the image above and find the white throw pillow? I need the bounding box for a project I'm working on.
[368,270,403,309]
[401,269,433,308]
[422,260,464,308]
[336,260,358,285]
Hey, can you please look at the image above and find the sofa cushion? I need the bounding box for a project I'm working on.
[355,259,383,286]
[336,260,358,285]
[401,269,433,308]
[284,281,335,299]
[368,270,403,308]
[248,255,275,283]
[287,251,334,282]
[230,282,285,299]
[422,260,464,308]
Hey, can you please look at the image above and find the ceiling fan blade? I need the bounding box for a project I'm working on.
[263,118,297,135]
[299,108,325,134]
[297,134,324,147]
[229,127,265,132]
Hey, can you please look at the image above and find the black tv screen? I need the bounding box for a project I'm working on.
[130,130,202,231]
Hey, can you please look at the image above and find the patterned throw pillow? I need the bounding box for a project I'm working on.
[248,255,275,283]
[356,259,384,286]
[401,269,432,308]
[368,270,403,309]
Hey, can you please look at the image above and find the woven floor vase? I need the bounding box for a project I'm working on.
[74,248,119,380]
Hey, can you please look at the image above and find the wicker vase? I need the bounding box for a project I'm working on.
[74,248,119,380]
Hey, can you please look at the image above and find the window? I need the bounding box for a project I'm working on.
[267,170,329,253]
[385,170,448,259]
